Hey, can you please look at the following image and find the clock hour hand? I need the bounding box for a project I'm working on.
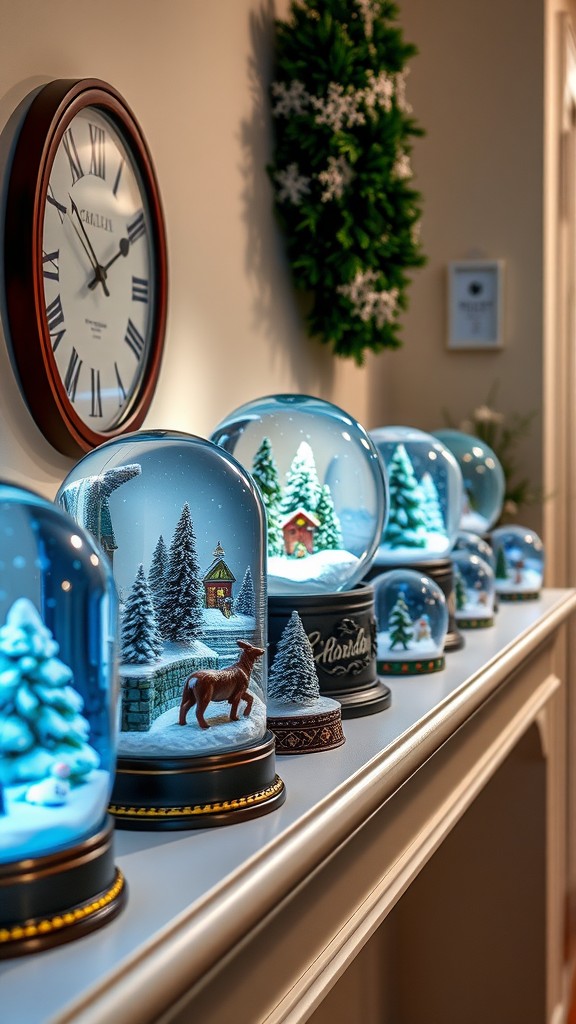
[67,195,109,297]
[88,237,130,290]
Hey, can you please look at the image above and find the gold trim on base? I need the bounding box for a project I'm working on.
[109,775,285,820]
[0,869,125,949]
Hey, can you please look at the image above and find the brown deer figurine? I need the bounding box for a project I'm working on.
[178,639,265,730]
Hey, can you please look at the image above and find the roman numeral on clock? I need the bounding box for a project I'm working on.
[46,294,66,352]
[64,347,82,401]
[132,276,149,303]
[42,249,60,281]
[62,129,84,185]
[88,123,106,179]
[112,158,125,197]
[124,318,145,359]
[90,367,103,417]
[47,185,67,224]
[127,211,146,245]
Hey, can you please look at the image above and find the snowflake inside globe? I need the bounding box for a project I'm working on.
[210,394,388,596]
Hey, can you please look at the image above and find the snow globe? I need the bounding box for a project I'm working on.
[266,611,345,753]
[451,550,495,628]
[0,481,125,957]
[491,525,545,601]
[372,570,448,675]
[211,394,391,718]
[367,425,464,652]
[433,429,505,535]
[452,530,496,573]
[56,430,285,829]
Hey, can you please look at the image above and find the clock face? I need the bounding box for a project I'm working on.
[42,106,155,432]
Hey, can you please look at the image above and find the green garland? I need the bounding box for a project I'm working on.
[268,0,425,365]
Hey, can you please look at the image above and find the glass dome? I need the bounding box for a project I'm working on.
[452,529,496,572]
[372,569,448,674]
[451,550,495,627]
[0,481,118,864]
[433,429,505,534]
[210,394,387,596]
[56,431,269,761]
[491,525,544,600]
[369,426,463,566]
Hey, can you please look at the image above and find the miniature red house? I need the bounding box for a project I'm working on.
[203,541,236,608]
[281,508,320,556]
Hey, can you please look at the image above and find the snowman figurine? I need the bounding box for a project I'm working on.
[25,762,71,806]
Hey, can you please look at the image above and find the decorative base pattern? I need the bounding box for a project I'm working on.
[109,775,286,828]
[496,591,540,602]
[377,655,445,676]
[457,616,495,629]
[267,707,345,754]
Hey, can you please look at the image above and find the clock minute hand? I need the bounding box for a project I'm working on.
[88,237,130,290]
[67,195,109,297]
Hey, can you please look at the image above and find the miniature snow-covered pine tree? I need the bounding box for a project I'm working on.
[314,484,343,551]
[420,471,445,535]
[269,610,320,705]
[162,503,205,643]
[454,567,467,611]
[384,444,427,548]
[280,441,322,516]
[0,598,100,785]
[148,534,168,631]
[252,437,285,556]
[234,566,257,617]
[122,564,163,664]
[388,593,414,650]
[495,546,508,580]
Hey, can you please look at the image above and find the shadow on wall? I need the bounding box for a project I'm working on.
[240,1,336,394]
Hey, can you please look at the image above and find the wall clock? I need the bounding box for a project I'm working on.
[4,78,168,457]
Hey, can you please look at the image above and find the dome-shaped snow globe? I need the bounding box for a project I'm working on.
[0,481,125,957]
[491,525,545,600]
[56,430,285,829]
[451,550,495,628]
[372,569,448,675]
[433,429,505,534]
[369,426,463,566]
[452,529,496,572]
[211,394,391,718]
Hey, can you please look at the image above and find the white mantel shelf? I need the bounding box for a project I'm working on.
[2,588,576,1024]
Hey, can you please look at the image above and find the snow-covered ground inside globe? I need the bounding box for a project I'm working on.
[496,567,542,594]
[373,533,450,566]
[120,611,260,678]
[117,693,267,756]
[268,550,360,594]
[457,597,493,618]
[460,511,491,534]
[377,633,443,660]
[267,695,340,718]
[0,770,110,861]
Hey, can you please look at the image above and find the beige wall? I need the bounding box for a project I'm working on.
[0,0,369,502]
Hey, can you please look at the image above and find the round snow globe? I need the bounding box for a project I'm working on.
[210,394,387,596]
[491,525,545,600]
[433,429,505,534]
[56,430,285,828]
[369,426,463,566]
[452,530,496,572]
[0,480,125,956]
[372,569,448,675]
[451,550,495,628]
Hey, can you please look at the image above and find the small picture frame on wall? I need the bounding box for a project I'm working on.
[447,259,504,350]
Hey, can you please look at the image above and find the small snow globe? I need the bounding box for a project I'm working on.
[266,611,345,754]
[210,394,387,596]
[0,481,125,957]
[452,529,496,573]
[491,525,545,600]
[212,394,391,717]
[372,569,448,675]
[451,550,495,628]
[369,426,463,566]
[433,429,505,534]
[56,430,285,829]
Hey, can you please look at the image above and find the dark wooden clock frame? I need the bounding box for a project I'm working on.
[3,78,168,457]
